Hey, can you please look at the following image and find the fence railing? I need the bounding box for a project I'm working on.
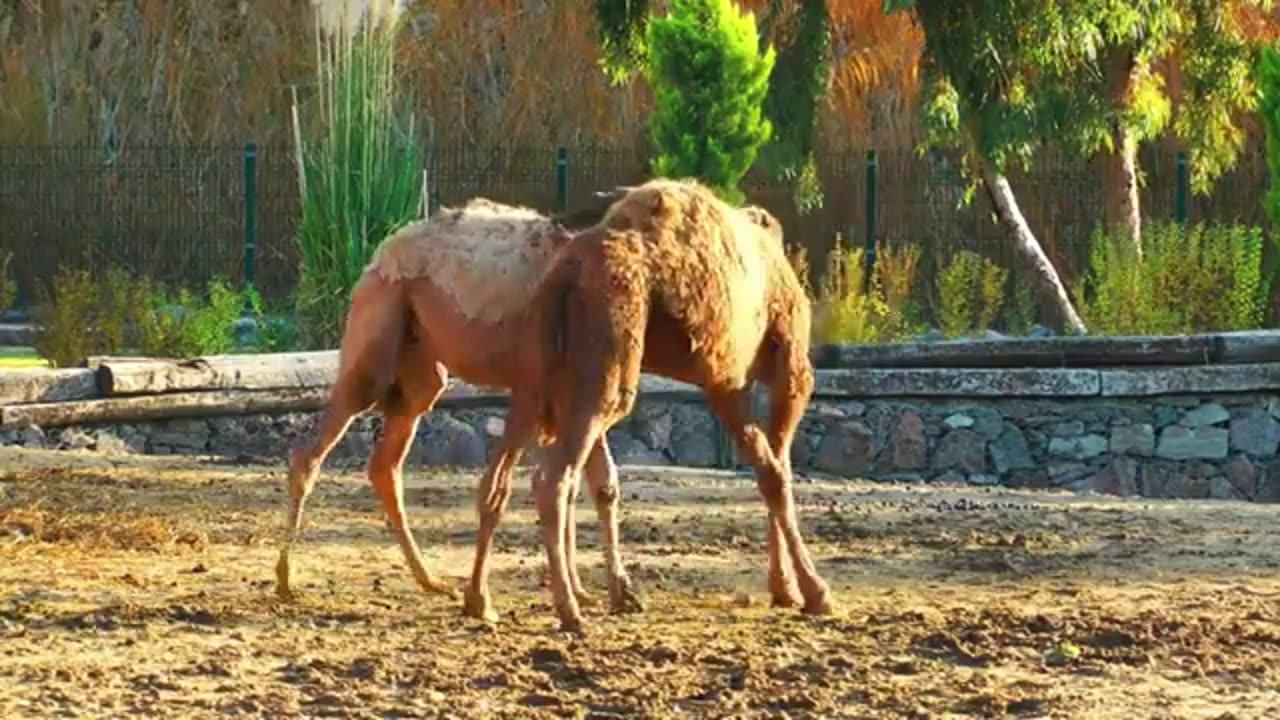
[0,140,1269,309]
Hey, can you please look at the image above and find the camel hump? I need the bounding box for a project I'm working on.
[364,197,567,325]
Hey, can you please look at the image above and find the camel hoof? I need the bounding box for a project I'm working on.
[770,590,803,609]
[419,578,461,601]
[573,589,598,608]
[558,616,587,637]
[462,589,499,623]
[801,593,834,617]
[609,580,645,615]
[274,559,297,602]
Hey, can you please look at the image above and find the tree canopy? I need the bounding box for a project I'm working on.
[645,0,776,204]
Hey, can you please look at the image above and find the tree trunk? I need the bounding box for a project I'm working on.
[977,163,1089,335]
[1102,48,1142,252]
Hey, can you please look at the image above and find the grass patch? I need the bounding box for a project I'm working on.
[0,346,47,369]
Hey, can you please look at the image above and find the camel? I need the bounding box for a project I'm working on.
[272,191,787,624]
[272,196,621,618]
[503,177,834,633]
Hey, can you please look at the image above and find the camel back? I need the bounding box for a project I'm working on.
[599,179,795,375]
[366,198,566,325]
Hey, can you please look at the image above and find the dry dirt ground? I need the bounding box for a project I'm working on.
[3,446,1280,719]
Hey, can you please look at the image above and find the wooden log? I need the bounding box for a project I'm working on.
[96,350,703,400]
[3,372,704,428]
[809,334,1227,369]
[0,368,99,405]
[97,352,340,395]
[84,355,179,370]
[436,374,703,408]
[1,387,333,428]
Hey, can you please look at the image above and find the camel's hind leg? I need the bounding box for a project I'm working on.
[706,386,831,616]
[536,363,642,632]
[275,374,377,599]
[582,438,643,614]
[275,275,408,600]
[562,469,594,606]
[463,399,537,622]
[535,412,609,634]
[370,356,457,599]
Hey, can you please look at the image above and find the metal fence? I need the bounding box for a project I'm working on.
[0,140,1270,309]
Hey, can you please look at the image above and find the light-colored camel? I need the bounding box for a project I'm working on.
[509,178,833,633]
[273,192,786,624]
[273,196,624,617]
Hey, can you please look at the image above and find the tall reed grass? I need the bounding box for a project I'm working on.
[292,0,424,348]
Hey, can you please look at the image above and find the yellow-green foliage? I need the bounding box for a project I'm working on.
[33,268,248,367]
[811,236,923,344]
[1076,221,1272,335]
[1003,274,1038,336]
[787,243,814,300]
[936,250,1008,338]
[0,251,15,313]
[95,268,135,353]
[32,268,99,368]
[877,243,922,328]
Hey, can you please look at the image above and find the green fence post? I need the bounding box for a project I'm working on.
[864,149,878,286]
[1175,151,1188,225]
[243,143,258,309]
[556,146,568,212]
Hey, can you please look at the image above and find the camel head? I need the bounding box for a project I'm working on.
[596,179,699,232]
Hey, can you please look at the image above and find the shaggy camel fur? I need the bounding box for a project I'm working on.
[273,193,785,624]
[508,178,832,632]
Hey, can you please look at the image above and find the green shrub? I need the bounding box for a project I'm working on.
[811,236,924,344]
[1076,221,1272,335]
[32,267,99,368]
[0,251,15,314]
[95,268,135,353]
[645,0,775,204]
[245,286,300,353]
[1003,274,1038,336]
[181,278,244,356]
[936,250,1008,338]
[1258,44,1280,228]
[33,268,250,366]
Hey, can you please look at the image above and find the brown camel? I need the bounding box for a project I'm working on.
[273,192,785,624]
[510,178,833,633]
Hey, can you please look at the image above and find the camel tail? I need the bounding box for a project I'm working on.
[533,258,578,440]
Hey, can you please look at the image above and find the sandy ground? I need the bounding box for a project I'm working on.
[2,446,1280,719]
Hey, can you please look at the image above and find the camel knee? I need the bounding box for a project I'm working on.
[535,468,574,510]
[287,446,321,490]
[482,482,514,516]
[592,479,619,510]
[755,472,789,511]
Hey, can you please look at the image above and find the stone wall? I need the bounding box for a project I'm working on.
[5,390,1280,502]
